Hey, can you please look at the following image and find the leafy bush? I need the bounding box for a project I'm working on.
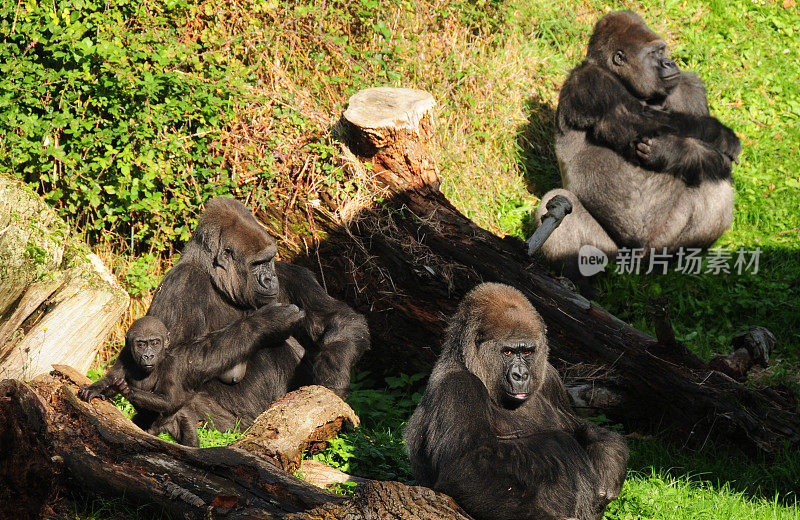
[0,0,239,253]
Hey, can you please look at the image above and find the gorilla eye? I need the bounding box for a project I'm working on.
[152,339,160,347]
[502,349,513,356]
[522,349,533,356]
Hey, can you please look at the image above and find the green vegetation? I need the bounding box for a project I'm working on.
[5,0,799,518]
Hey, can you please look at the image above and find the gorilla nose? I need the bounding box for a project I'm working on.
[510,366,530,382]
[258,271,277,293]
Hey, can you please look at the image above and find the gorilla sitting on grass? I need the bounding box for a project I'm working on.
[405,283,628,520]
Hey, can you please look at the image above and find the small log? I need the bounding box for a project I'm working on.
[298,460,369,489]
[0,175,129,380]
[232,385,360,473]
[286,480,473,520]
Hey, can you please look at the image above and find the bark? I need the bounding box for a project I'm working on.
[0,365,472,519]
[258,88,800,456]
[0,175,129,380]
[232,385,360,473]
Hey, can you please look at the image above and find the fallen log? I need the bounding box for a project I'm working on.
[259,87,800,456]
[0,366,472,519]
[232,385,360,473]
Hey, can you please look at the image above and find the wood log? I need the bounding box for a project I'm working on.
[0,175,129,380]
[0,366,471,519]
[258,87,800,456]
[298,460,369,489]
[232,385,360,473]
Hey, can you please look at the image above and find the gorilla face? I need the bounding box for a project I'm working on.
[478,335,542,409]
[613,39,680,101]
[457,283,549,409]
[213,228,279,308]
[499,341,535,405]
[198,197,280,309]
[589,10,681,101]
[127,316,169,373]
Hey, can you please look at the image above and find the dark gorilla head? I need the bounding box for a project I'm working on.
[126,316,169,373]
[444,283,548,408]
[186,197,279,308]
[587,10,680,100]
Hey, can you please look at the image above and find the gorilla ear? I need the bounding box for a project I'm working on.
[612,50,627,66]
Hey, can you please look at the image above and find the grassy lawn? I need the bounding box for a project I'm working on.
[4,0,799,518]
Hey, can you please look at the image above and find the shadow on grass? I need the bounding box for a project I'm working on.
[515,95,560,198]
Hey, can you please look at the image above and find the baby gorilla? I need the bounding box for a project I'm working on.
[405,283,628,520]
[79,304,303,446]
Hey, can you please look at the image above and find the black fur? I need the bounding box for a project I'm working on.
[84,197,369,439]
[536,11,739,280]
[405,283,628,520]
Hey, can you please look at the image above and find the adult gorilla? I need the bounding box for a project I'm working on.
[405,283,628,520]
[535,11,740,279]
[143,197,369,427]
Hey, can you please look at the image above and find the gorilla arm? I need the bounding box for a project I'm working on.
[559,65,738,184]
[539,367,629,504]
[276,262,370,397]
[122,304,305,416]
[558,64,669,162]
[77,350,134,401]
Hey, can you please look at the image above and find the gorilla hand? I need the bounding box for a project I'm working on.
[714,125,741,164]
[78,385,107,402]
[254,303,306,341]
[111,376,130,397]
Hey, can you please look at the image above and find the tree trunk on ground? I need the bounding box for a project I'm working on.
[0,176,129,380]
[258,88,799,457]
[0,365,471,519]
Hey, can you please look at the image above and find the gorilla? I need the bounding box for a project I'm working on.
[405,283,628,520]
[114,197,368,432]
[535,11,740,281]
[79,308,302,445]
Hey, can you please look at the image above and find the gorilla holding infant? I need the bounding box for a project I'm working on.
[81,197,369,442]
[405,283,628,520]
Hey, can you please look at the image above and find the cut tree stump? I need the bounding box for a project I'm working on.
[0,366,468,519]
[341,86,439,194]
[232,385,360,473]
[0,175,129,380]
